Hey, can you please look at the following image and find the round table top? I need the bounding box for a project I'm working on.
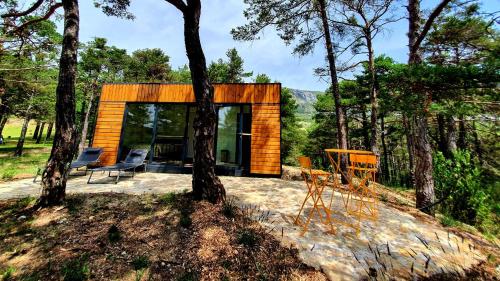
[324,148,374,155]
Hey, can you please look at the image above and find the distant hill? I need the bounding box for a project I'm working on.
[287,88,322,115]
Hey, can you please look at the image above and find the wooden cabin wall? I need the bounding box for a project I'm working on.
[93,84,281,175]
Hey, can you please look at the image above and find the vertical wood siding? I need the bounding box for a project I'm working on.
[93,84,281,175]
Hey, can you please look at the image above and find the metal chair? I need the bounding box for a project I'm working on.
[294,156,335,235]
[346,153,379,230]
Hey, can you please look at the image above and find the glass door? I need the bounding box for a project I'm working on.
[152,104,188,165]
[216,105,251,170]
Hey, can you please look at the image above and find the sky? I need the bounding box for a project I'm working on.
[61,0,499,91]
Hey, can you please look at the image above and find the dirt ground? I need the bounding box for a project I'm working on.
[0,192,327,281]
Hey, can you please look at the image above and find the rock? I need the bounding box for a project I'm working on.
[18,215,27,220]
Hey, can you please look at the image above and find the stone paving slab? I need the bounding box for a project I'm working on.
[0,173,485,280]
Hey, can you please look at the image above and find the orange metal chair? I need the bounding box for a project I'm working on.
[346,154,379,230]
[294,156,335,235]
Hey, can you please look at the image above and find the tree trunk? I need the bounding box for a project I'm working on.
[446,115,457,154]
[78,90,95,155]
[457,115,466,150]
[317,0,349,180]
[0,116,7,136]
[471,120,482,163]
[361,105,370,150]
[45,122,54,140]
[14,116,30,156]
[407,0,448,215]
[402,114,415,187]
[412,115,435,214]
[38,0,79,207]
[436,113,448,156]
[32,121,41,140]
[380,114,390,182]
[36,122,45,144]
[183,0,225,203]
[366,36,379,157]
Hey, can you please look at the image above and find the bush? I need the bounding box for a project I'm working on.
[433,150,492,228]
[61,255,90,281]
[237,229,259,247]
[179,215,192,228]
[222,197,238,218]
[159,192,177,205]
[107,225,121,243]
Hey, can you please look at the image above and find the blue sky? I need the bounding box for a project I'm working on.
[70,0,497,91]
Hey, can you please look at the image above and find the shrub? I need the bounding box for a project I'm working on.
[222,197,238,218]
[107,225,121,243]
[159,192,177,205]
[61,255,90,281]
[433,150,491,227]
[237,229,259,247]
[1,266,16,281]
[131,255,149,271]
[179,215,192,228]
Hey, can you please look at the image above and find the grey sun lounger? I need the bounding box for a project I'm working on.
[87,149,148,184]
[33,147,103,182]
[70,147,104,174]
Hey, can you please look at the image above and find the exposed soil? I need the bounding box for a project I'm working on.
[0,193,327,280]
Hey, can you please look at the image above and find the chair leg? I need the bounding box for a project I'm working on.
[115,170,120,184]
[87,170,94,184]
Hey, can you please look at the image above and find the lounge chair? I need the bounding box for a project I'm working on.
[33,147,103,182]
[70,147,104,175]
[87,149,148,184]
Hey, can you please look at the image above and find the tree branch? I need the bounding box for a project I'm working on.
[412,0,453,53]
[1,0,45,18]
[165,0,187,12]
[8,3,62,35]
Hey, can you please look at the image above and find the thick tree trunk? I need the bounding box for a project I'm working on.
[183,0,225,203]
[406,0,452,215]
[45,122,54,140]
[0,116,7,136]
[38,0,79,207]
[317,0,349,179]
[14,116,30,156]
[32,121,41,140]
[78,90,95,155]
[413,115,435,214]
[36,122,45,144]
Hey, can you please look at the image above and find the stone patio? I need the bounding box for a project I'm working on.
[0,173,485,280]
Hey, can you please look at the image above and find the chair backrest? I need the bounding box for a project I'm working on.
[77,147,103,162]
[124,149,149,164]
[350,154,377,165]
[298,156,312,170]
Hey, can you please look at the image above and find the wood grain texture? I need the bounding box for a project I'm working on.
[94,84,281,175]
[250,104,281,175]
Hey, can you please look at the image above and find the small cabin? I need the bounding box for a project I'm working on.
[92,83,282,177]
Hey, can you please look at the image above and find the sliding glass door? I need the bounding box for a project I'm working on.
[119,103,251,172]
[216,105,251,170]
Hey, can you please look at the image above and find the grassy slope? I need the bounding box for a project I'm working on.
[0,119,52,181]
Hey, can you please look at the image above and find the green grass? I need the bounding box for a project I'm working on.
[0,119,52,181]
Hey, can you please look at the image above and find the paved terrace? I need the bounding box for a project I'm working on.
[0,173,484,280]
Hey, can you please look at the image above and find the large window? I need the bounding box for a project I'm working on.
[118,103,251,171]
[119,104,155,160]
[153,104,188,165]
